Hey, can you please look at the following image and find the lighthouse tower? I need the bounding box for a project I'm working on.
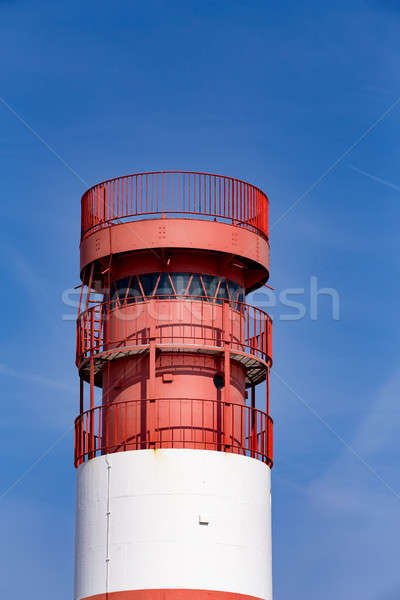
[74,171,273,600]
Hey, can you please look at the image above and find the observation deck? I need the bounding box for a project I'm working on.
[79,171,270,292]
[76,296,272,387]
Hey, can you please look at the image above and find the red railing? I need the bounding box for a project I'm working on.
[81,171,269,240]
[74,397,273,467]
[76,297,272,367]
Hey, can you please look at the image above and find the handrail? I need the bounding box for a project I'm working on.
[74,397,273,467]
[76,296,273,367]
[81,171,269,240]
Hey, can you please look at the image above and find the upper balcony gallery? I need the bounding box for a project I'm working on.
[81,171,269,240]
[79,172,270,292]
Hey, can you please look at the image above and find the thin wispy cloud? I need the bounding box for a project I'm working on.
[0,96,87,186]
[349,164,400,193]
[271,94,400,229]
[0,363,74,392]
[273,369,400,503]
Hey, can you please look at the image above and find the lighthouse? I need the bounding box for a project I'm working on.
[74,171,273,600]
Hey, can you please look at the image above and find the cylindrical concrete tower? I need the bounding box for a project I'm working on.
[74,171,273,600]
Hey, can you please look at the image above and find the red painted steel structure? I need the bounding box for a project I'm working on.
[74,171,273,470]
[74,398,273,467]
[81,171,269,240]
[76,298,272,369]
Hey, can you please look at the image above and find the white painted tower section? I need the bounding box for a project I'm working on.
[75,449,272,600]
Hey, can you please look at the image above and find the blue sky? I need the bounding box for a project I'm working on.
[1,1,400,598]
